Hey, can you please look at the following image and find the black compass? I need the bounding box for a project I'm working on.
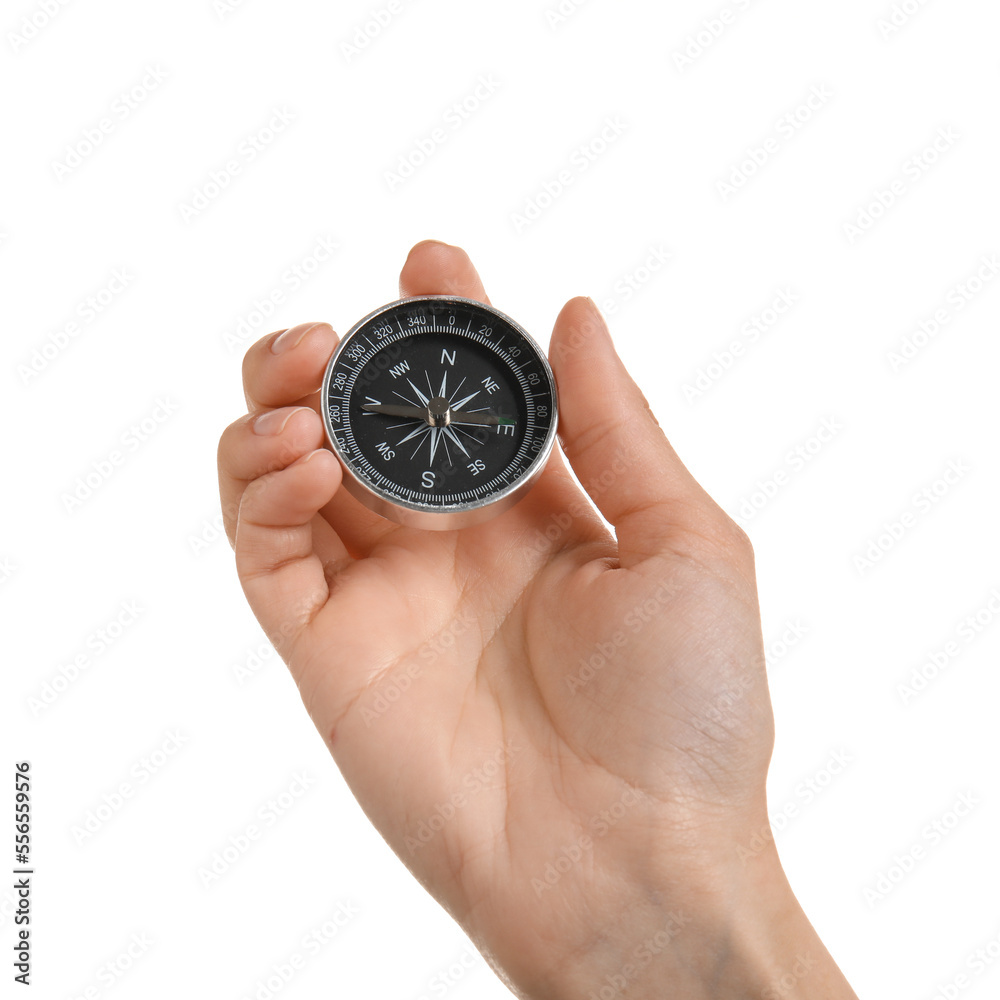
[320,295,558,529]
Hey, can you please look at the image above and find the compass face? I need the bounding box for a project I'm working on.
[320,295,558,529]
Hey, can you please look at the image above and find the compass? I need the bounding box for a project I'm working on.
[320,295,558,530]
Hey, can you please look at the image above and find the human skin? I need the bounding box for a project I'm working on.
[217,240,859,999]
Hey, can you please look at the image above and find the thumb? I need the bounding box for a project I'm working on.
[549,297,736,567]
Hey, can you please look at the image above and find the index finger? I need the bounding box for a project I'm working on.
[241,321,339,414]
[399,240,491,303]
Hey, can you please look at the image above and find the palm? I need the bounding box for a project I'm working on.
[290,455,772,970]
[219,242,775,983]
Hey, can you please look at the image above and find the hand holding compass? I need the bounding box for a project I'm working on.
[218,241,856,1000]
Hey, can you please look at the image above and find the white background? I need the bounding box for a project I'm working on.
[3,0,999,997]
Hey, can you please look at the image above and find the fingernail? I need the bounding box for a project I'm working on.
[271,322,329,354]
[253,408,296,435]
[582,298,614,346]
[409,239,451,254]
[585,297,609,331]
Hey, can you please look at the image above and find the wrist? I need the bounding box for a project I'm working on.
[690,840,858,1000]
[517,834,858,1000]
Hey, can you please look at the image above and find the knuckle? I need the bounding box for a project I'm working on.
[217,413,257,464]
[724,517,753,553]
[562,415,627,464]
[680,508,755,565]
[240,334,279,402]
[217,416,246,463]
[714,517,755,567]
[240,342,258,383]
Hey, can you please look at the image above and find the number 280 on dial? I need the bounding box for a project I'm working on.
[320,295,559,530]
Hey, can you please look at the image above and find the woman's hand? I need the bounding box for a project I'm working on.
[217,240,858,999]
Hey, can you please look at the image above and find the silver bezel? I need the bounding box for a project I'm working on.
[320,295,559,531]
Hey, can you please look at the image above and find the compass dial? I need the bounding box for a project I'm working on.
[320,295,558,529]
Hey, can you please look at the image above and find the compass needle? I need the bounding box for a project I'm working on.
[363,403,426,419]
